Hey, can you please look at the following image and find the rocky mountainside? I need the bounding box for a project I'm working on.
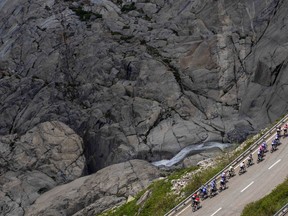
[1,0,288,214]
[0,122,160,215]
[1,0,288,173]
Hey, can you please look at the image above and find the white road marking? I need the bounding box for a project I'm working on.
[210,207,222,216]
[241,181,254,193]
[268,159,281,170]
[175,204,189,216]
[252,149,257,154]
[175,127,285,216]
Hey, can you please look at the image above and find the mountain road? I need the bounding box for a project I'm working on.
[173,129,288,216]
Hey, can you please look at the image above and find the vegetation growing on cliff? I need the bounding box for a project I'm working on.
[97,127,272,216]
[70,6,102,21]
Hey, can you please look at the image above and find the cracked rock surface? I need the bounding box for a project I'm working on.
[0,122,159,216]
[1,0,288,214]
[0,121,85,216]
[1,0,288,174]
[25,159,160,216]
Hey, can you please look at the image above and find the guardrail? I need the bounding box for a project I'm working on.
[274,203,288,216]
[165,114,288,216]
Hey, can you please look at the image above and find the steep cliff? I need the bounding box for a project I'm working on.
[2,0,287,173]
[0,0,286,173]
[1,0,288,213]
[0,121,160,215]
[0,121,86,215]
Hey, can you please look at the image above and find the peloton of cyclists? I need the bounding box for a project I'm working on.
[190,122,287,210]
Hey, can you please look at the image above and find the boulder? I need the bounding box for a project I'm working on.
[1,0,288,214]
[25,160,160,216]
[0,121,85,215]
[0,0,287,198]
[0,121,85,183]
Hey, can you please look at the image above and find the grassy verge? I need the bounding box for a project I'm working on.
[98,166,198,216]
[97,124,277,216]
[97,149,247,216]
[183,157,230,196]
[241,178,288,216]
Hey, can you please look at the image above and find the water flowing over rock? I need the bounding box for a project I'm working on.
[1,0,288,174]
[152,142,231,167]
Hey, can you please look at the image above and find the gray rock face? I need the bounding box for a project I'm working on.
[0,121,158,216]
[0,0,288,174]
[25,159,160,216]
[1,0,288,215]
[0,121,85,182]
[0,121,85,215]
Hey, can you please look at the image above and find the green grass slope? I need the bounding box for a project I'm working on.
[241,178,288,216]
[97,122,280,216]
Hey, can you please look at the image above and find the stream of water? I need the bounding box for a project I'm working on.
[152,142,231,167]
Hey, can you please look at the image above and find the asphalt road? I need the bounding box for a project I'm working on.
[174,130,288,216]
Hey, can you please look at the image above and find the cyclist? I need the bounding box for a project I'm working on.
[247,153,253,166]
[259,145,264,156]
[271,140,277,152]
[261,141,267,152]
[284,124,288,136]
[209,179,217,197]
[240,161,245,172]
[276,126,281,136]
[221,171,226,182]
[210,179,217,191]
[200,185,208,198]
[191,193,200,208]
[257,150,262,161]
[220,178,226,190]
[275,134,280,145]
[228,166,234,177]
